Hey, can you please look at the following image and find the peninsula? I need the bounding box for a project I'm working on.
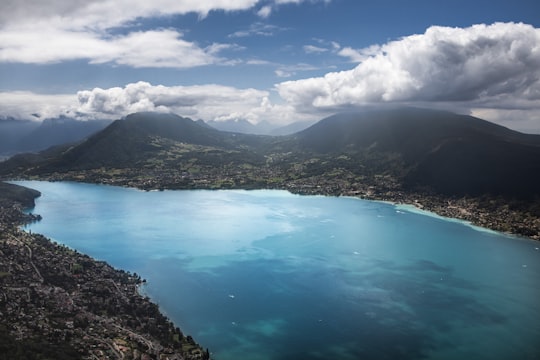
[0,181,210,360]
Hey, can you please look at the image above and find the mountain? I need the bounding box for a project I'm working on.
[0,181,41,208]
[6,112,269,173]
[292,108,540,198]
[269,120,316,136]
[2,108,540,199]
[16,117,112,153]
[293,108,540,157]
[206,118,315,135]
[0,118,40,155]
[0,116,112,157]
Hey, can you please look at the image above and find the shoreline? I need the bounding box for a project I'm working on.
[361,193,539,241]
[12,177,540,241]
[0,183,211,360]
[2,177,538,358]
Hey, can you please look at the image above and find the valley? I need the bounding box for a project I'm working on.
[2,108,539,239]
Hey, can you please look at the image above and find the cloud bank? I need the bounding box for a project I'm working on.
[0,82,302,125]
[0,91,78,120]
[1,22,539,133]
[277,23,540,116]
[76,82,275,122]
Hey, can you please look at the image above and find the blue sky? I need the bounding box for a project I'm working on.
[1,0,539,132]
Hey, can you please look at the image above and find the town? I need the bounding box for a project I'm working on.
[0,184,210,360]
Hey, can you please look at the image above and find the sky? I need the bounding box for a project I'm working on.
[1,0,539,132]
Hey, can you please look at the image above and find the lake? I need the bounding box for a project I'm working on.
[13,181,540,360]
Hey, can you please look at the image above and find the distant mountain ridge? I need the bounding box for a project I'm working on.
[0,116,112,156]
[294,108,540,157]
[206,118,314,135]
[2,108,540,200]
[291,108,540,197]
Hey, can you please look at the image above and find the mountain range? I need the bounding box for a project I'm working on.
[2,108,540,201]
[291,108,540,197]
[0,116,112,157]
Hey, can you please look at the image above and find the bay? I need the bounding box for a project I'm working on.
[13,181,540,360]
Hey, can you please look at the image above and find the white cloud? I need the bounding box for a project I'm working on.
[303,45,328,54]
[470,108,540,134]
[0,0,260,68]
[229,23,286,38]
[275,69,293,78]
[277,23,540,120]
[257,5,272,18]
[0,82,316,126]
[0,28,226,68]
[0,0,261,29]
[337,45,381,63]
[0,91,78,120]
[74,81,306,124]
[274,63,323,78]
[0,0,334,67]
[255,0,331,19]
[3,21,540,133]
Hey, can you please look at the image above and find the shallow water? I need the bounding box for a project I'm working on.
[14,181,540,360]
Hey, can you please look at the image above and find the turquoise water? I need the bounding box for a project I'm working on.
[14,181,540,360]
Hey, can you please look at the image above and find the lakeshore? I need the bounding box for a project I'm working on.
[0,182,210,360]
[11,181,540,360]
[14,167,540,241]
[1,166,539,358]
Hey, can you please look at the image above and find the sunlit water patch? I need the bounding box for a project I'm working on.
[14,181,540,360]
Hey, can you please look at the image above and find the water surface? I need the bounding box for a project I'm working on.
[15,181,540,360]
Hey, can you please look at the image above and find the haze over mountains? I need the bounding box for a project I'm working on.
[0,117,112,157]
[0,116,314,160]
[206,118,316,136]
[2,107,540,201]
[299,109,540,197]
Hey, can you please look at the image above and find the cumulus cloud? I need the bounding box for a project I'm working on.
[0,91,78,120]
[0,28,228,68]
[0,1,334,67]
[256,0,330,19]
[73,81,313,125]
[0,81,313,125]
[0,0,260,29]
[3,20,540,133]
[257,5,273,18]
[337,45,382,63]
[75,81,294,124]
[277,23,540,118]
[0,0,260,68]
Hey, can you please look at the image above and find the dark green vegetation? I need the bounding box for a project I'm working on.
[1,107,540,239]
[0,182,210,360]
[0,181,41,208]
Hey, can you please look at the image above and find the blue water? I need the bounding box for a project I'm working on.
[13,181,540,360]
